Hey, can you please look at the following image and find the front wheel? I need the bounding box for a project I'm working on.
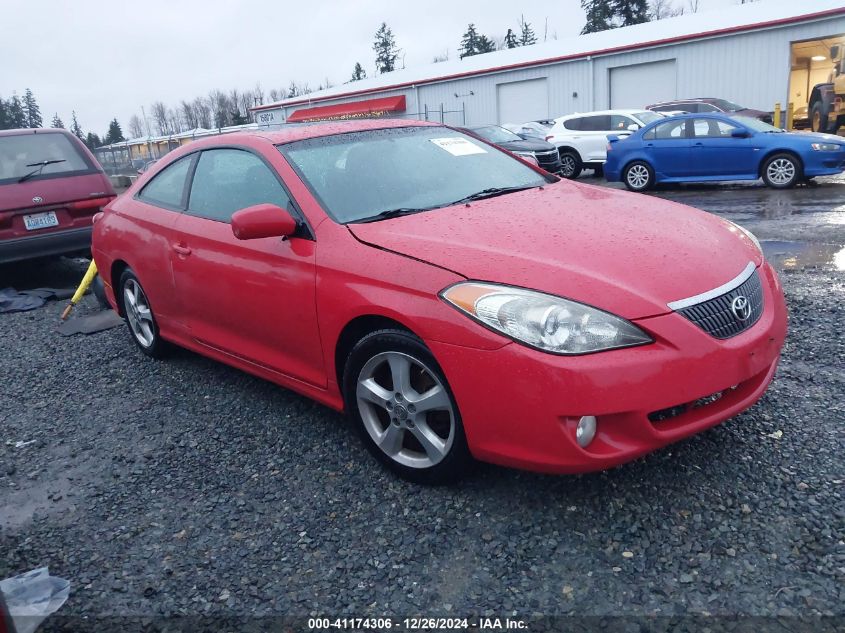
[623,161,654,192]
[343,329,471,484]
[558,150,583,179]
[810,101,828,134]
[762,153,802,189]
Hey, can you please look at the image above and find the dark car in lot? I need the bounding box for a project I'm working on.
[462,125,562,174]
[0,128,116,264]
[647,98,773,124]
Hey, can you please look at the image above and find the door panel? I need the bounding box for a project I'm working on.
[689,119,757,177]
[643,119,691,177]
[170,215,324,386]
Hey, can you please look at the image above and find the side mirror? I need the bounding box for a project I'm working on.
[731,129,750,138]
[627,123,640,132]
[231,203,297,240]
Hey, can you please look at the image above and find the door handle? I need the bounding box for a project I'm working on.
[172,243,192,256]
[693,142,704,147]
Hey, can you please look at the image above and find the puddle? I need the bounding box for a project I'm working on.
[761,240,845,272]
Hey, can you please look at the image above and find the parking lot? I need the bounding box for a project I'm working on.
[1,175,843,626]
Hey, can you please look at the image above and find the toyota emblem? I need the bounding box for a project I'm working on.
[32,196,43,204]
[731,295,752,322]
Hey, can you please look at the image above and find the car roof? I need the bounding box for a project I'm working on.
[0,127,73,138]
[252,118,438,145]
[557,109,649,119]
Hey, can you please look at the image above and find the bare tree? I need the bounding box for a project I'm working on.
[253,82,265,107]
[208,90,230,128]
[192,97,211,129]
[269,88,281,101]
[128,114,145,138]
[150,101,169,135]
[166,107,183,134]
[687,0,700,12]
[650,0,684,19]
[180,100,197,129]
[432,49,449,63]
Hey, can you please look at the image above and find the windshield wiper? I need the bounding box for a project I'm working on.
[352,207,430,224]
[450,184,540,205]
[17,159,66,183]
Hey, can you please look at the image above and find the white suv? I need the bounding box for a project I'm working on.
[545,109,663,178]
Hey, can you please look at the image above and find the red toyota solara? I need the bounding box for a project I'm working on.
[92,119,787,484]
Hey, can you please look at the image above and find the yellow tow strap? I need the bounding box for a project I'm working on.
[61,259,98,320]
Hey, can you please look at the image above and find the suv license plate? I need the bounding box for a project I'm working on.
[23,211,59,231]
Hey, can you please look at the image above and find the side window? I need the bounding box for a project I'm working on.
[643,127,656,141]
[187,149,291,223]
[580,115,612,131]
[692,119,739,138]
[675,103,698,113]
[653,120,688,140]
[563,118,582,131]
[137,156,194,208]
[651,104,676,112]
[698,103,719,112]
[610,115,636,131]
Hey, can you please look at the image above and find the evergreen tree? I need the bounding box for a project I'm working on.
[350,62,367,82]
[519,15,537,45]
[581,0,614,33]
[504,28,519,49]
[84,132,101,149]
[8,95,26,128]
[0,98,8,130]
[22,88,42,128]
[614,0,650,26]
[459,23,481,58]
[373,22,399,74]
[70,111,83,139]
[105,118,125,144]
[230,109,248,126]
[477,34,496,54]
[51,113,64,128]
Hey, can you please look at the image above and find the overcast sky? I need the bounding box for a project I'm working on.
[2,0,739,135]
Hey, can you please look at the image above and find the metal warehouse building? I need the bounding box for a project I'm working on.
[252,0,845,128]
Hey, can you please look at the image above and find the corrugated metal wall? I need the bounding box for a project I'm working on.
[274,15,845,127]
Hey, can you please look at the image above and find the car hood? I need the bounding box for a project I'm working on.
[495,138,557,152]
[779,131,844,144]
[348,181,762,320]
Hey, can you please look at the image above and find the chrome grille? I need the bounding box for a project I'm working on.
[676,269,764,339]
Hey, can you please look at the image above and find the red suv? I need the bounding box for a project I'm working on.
[0,128,116,264]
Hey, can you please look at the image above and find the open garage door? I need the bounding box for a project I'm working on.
[609,60,677,109]
[497,78,549,124]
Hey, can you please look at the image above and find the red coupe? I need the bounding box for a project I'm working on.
[92,119,787,483]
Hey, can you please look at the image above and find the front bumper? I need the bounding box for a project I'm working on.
[429,262,787,474]
[0,226,92,265]
[802,149,845,177]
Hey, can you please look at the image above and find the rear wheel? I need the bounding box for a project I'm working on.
[623,161,654,192]
[762,153,802,189]
[118,269,168,358]
[558,150,582,179]
[810,101,828,134]
[343,329,471,484]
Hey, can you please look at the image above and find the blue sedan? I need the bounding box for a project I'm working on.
[604,113,845,192]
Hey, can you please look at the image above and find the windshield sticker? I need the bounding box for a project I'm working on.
[429,137,487,156]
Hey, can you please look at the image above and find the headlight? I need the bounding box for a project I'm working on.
[811,142,841,151]
[726,220,762,254]
[440,282,653,355]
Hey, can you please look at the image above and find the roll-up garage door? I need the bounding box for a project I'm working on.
[496,78,549,124]
[609,60,677,109]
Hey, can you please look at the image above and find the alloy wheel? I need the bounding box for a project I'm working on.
[124,278,155,348]
[560,154,576,177]
[626,164,650,189]
[356,351,455,469]
[766,158,795,186]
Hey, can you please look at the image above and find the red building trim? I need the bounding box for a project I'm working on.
[253,7,845,112]
[286,95,407,122]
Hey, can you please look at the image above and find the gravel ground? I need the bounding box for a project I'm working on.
[1,201,844,628]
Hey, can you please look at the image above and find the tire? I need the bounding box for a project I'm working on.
[117,268,168,358]
[810,101,828,134]
[558,150,583,179]
[761,153,802,189]
[342,329,471,485]
[592,165,604,178]
[92,274,110,310]
[623,160,655,192]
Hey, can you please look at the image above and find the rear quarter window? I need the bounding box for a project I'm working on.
[137,155,194,209]
[563,118,582,131]
[0,132,93,185]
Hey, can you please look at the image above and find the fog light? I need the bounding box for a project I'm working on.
[576,415,597,448]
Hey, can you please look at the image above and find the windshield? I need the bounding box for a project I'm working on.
[469,125,522,143]
[712,99,745,112]
[733,116,782,133]
[279,126,550,223]
[0,132,91,185]
[635,111,662,125]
